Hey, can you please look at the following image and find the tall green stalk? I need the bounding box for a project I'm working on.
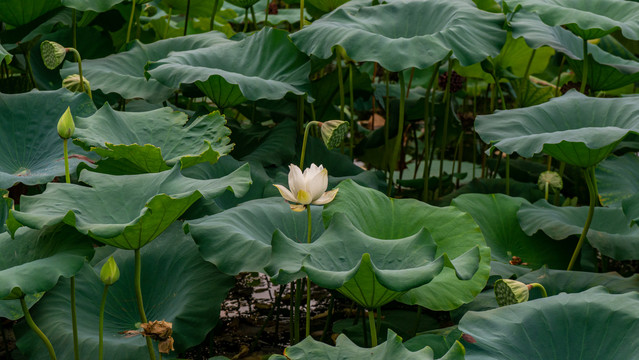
[300,121,319,169]
[134,249,157,360]
[567,167,598,271]
[210,0,218,31]
[368,310,377,347]
[336,52,345,121]
[299,0,305,29]
[21,297,57,360]
[387,72,406,196]
[348,63,355,159]
[66,48,89,98]
[183,0,191,36]
[437,61,454,196]
[580,38,589,93]
[126,0,137,43]
[98,285,109,360]
[305,206,312,338]
[421,62,440,201]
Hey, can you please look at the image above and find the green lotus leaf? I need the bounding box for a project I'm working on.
[0,224,93,304]
[291,0,506,72]
[73,106,233,173]
[475,90,639,168]
[61,0,124,11]
[146,27,312,106]
[0,292,44,322]
[0,190,12,233]
[185,199,325,275]
[15,222,235,359]
[322,180,490,311]
[459,287,639,359]
[503,0,639,40]
[510,10,639,91]
[10,164,251,249]
[595,154,639,207]
[0,44,12,65]
[60,32,229,103]
[517,199,639,261]
[268,214,480,308]
[269,329,465,360]
[452,194,574,269]
[0,89,95,189]
[622,194,639,225]
[0,0,61,27]
[305,0,349,19]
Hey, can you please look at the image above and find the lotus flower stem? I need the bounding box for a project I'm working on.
[580,38,588,94]
[368,310,377,347]
[99,285,109,360]
[299,0,304,29]
[250,6,257,29]
[567,166,597,271]
[63,139,70,183]
[66,48,87,96]
[294,278,302,343]
[319,295,335,342]
[126,0,137,43]
[209,0,218,31]
[184,0,191,36]
[264,0,270,25]
[383,70,390,177]
[243,10,249,32]
[437,60,453,196]
[70,277,79,360]
[20,297,57,360]
[134,249,157,360]
[421,61,440,201]
[305,206,312,337]
[387,72,406,195]
[348,62,355,159]
[336,52,345,122]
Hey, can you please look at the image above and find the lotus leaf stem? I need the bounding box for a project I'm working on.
[165,7,173,38]
[383,70,390,179]
[20,297,57,360]
[264,0,270,25]
[506,154,510,195]
[305,206,312,337]
[250,6,257,29]
[368,310,377,347]
[72,9,77,49]
[243,10,249,32]
[184,0,191,36]
[134,249,157,360]
[348,62,355,159]
[210,0,219,30]
[99,284,109,360]
[294,278,302,344]
[386,72,406,195]
[437,61,454,196]
[126,0,137,43]
[319,295,335,342]
[567,167,597,271]
[580,38,588,94]
[336,52,345,121]
[299,0,304,29]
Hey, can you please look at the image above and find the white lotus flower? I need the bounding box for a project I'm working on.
[274,164,339,211]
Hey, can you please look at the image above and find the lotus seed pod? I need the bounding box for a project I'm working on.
[494,279,529,307]
[40,40,67,70]
[320,120,349,150]
[100,256,120,286]
[62,74,90,94]
[538,171,563,192]
[57,107,75,139]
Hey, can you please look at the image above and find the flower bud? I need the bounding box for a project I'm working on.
[320,120,349,150]
[100,256,120,286]
[494,279,529,307]
[57,107,75,139]
[40,41,67,70]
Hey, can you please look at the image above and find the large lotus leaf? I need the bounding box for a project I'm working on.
[10,164,251,249]
[73,106,233,173]
[185,199,325,275]
[0,0,61,26]
[268,214,480,308]
[623,194,639,226]
[60,32,229,103]
[0,225,92,304]
[61,0,124,11]
[15,222,236,359]
[596,154,639,207]
[452,194,573,269]
[0,89,95,189]
[459,287,639,359]
[510,11,639,91]
[517,200,639,261]
[290,0,506,72]
[305,0,349,19]
[475,90,639,168]
[146,27,312,105]
[269,329,465,360]
[322,180,490,311]
[503,0,639,40]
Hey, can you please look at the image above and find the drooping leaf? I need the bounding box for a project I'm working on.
[15,222,235,359]
[0,89,95,189]
[475,90,639,168]
[270,329,466,360]
[10,165,251,249]
[291,0,507,71]
[323,180,490,311]
[0,225,93,305]
[185,199,325,275]
[146,27,312,106]
[517,200,639,261]
[459,287,639,359]
[268,214,480,309]
[595,153,639,207]
[73,106,233,173]
[61,0,124,11]
[0,44,12,65]
[0,0,62,27]
[503,0,639,40]
[452,194,574,269]
[60,32,229,103]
